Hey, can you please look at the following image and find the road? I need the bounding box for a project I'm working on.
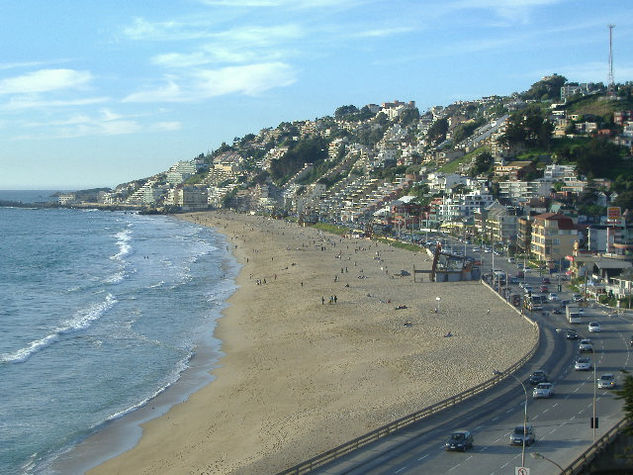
[315,240,633,474]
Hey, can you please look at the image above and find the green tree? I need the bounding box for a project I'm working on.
[615,372,633,435]
[468,151,494,177]
[335,105,359,120]
[427,118,449,144]
[522,74,567,102]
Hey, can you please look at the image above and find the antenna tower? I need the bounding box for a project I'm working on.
[608,24,615,94]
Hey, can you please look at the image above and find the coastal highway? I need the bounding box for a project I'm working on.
[314,257,632,474]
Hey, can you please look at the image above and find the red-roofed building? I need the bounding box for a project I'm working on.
[530,213,578,267]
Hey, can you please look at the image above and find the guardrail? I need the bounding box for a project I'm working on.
[562,418,630,474]
[279,283,540,474]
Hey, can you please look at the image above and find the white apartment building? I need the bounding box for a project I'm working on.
[544,164,576,180]
[498,180,552,204]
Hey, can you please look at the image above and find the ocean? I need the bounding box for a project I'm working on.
[0,201,239,474]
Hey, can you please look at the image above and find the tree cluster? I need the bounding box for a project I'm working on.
[502,104,553,150]
[522,74,567,102]
[269,136,328,184]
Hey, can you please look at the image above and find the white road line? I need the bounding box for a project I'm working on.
[473,425,483,432]
[532,415,540,420]
[500,461,510,469]
[549,427,557,434]
[465,455,473,462]
[553,402,559,407]
[506,408,513,414]
[543,408,549,413]
[417,455,429,461]
[574,387,580,392]
[570,415,576,421]
[492,416,499,422]
[448,463,461,472]
[394,466,408,474]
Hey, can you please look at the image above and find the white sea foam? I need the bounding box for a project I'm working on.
[110,229,132,261]
[1,294,117,364]
[104,271,126,284]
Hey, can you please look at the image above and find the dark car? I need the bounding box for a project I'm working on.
[565,329,579,340]
[528,370,548,385]
[553,307,563,315]
[542,277,551,284]
[445,430,474,451]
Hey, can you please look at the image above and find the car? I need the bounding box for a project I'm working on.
[509,277,520,285]
[508,257,515,263]
[573,294,584,302]
[553,307,564,315]
[540,285,549,293]
[588,322,601,333]
[444,430,474,451]
[510,424,536,446]
[574,357,593,371]
[565,328,579,339]
[528,370,548,385]
[542,277,551,284]
[523,285,534,294]
[597,374,616,389]
[548,293,559,301]
[532,382,555,398]
[578,339,593,352]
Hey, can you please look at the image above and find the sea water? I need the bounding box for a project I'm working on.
[0,205,238,474]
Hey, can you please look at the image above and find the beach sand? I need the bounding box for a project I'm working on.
[90,210,537,474]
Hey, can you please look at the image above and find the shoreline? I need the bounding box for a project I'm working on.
[84,210,536,474]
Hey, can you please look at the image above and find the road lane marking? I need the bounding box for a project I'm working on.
[448,463,461,471]
[492,416,499,422]
[394,466,408,474]
[532,415,540,420]
[417,455,428,461]
[506,408,513,414]
[473,425,483,432]
[543,408,549,413]
[553,402,559,407]
[574,387,580,392]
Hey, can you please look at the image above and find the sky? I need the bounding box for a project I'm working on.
[0,0,631,190]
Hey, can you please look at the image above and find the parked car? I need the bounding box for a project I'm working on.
[588,322,601,333]
[579,339,593,352]
[510,424,536,446]
[553,307,564,315]
[573,294,584,302]
[548,293,559,301]
[532,382,555,398]
[445,430,474,451]
[574,357,593,370]
[597,374,616,389]
[528,370,548,385]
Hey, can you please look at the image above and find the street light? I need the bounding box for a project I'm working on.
[494,369,529,468]
[592,347,597,441]
[530,452,564,471]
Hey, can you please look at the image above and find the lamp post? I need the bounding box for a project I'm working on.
[530,452,564,471]
[592,347,597,441]
[494,370,528,468]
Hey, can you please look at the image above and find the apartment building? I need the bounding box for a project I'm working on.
[530,213,578,266]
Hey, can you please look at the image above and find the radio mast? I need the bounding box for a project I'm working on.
[608,24,615,95]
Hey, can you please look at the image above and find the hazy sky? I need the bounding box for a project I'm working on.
[0,0,631,189]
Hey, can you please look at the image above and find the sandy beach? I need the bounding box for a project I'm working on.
[90,210,537,474]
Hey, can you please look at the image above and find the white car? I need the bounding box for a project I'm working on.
[597,374,616,389]
[579,339,593,352]
[588,322,601,333]
[574,357,593,371]
[532,382,555,398]
[548,293,559,301]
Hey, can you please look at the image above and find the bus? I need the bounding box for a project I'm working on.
[566,305,582,324]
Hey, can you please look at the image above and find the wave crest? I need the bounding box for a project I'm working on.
[1,294,117,364]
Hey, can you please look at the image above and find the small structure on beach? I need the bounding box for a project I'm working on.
[413,243,480,282]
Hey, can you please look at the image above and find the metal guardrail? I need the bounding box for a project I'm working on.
[279,283,540,474]
[562,418,630,474]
